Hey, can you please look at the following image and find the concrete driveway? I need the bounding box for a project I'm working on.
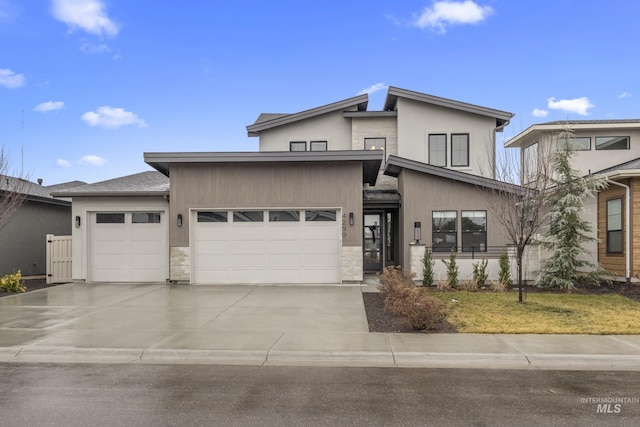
[0,283,374,365]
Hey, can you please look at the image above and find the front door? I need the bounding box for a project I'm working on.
[363,213,383,270]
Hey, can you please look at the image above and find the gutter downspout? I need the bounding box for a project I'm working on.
[604,177,631,283]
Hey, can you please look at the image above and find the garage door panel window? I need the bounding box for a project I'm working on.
[269,210,300,221]
[197,211,228,222]
[305,210,337,221]
[233,211,264,222]
[132,212,161,223]
[96,213,125,223]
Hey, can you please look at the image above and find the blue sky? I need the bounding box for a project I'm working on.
[1,0,639,185]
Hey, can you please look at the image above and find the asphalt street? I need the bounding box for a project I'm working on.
[1,363,638,426]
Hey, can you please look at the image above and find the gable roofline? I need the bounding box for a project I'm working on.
[505,119,640,148]
[144,150,383,185]
[51,171,170,198]
[246,94,369,136]
[383,155,523,194]
[383,86,514,130]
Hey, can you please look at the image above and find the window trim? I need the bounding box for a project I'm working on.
[595,136,630,151]
[428,134,447,167]
[461,210,487,252]
[432,210,457,252]
[197,211,228,223]
[606,198,623,254]
[289,141,307,152]
[96,213,125,224]
[310,140,328,151]
[557,136,591,151]
[451,133,470,167]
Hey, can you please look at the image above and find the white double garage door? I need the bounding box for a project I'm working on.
[191,209,342,284]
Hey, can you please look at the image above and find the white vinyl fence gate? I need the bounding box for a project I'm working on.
[46,234,72,284]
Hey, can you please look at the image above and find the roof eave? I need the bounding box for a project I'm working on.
[51,191,170,198]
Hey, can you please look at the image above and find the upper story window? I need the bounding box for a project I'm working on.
[607,198,622,253]
[596,136,629,150]
[310,140,327,151]
[428,134,447,167]
[365,138,386,166]
[451,134,469,167]
[289,141,306,151]
[523,142,539,184]
[557,137,591,151]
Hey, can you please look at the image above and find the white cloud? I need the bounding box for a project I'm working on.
[34,101,64,112]
[618,91,632,99]
[51,0,119,37]
[413,0,493,33]
[547,97,594,116]
[79,155,106,166]
[0,68,25,88]
[532,108,548,118]
[56,158,71,168]
[79,41,111,54]
[81,106,147,129]
[0,0,18,23]
[358,83,387,96]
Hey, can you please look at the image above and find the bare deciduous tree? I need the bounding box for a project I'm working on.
[0,147,29,231]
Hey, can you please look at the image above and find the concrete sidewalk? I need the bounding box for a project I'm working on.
[1,283,639,370]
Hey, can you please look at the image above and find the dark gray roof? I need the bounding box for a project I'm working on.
[144,150,383,186]
[51,171,170,197]
[0,175,79,205]
[246,94,368,136]
[384,155,523,194]
[594,157,640,175]
[538,119,640,126]
[253,113,289,124]
[383,86,514,130]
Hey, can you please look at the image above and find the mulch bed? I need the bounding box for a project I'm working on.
[363,281,640,333]
[0,277,64,298]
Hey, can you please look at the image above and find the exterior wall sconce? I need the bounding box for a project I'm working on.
[349,212,354,226]
[75,216,81,228]
[414,221,421,244]
[177,213,183,227]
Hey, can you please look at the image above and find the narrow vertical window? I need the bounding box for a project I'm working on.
[428,134,447,167]
[365,138,386,166]
[451,134,469,167]
[523,142,538,184]
[607,198,622,253]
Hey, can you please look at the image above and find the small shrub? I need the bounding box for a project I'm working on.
[494,251,512,292]
[472,259,489,288]
[422,247,435,287]
[0,270,26,293]
[441,249,459,289]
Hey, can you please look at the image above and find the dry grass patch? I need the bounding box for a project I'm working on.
[427,290,640,334]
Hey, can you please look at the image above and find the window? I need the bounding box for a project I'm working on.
[607,198,622,253]
[432,211,457,252]
[557,137,590,151]
[365,138,386,166]
[132,212,161,223]
[523,142,539,184]
[305,210,336,221]
[428,134,447,167]
[596,136,629,150]
[233,211,264,222]
[310,141,328,151]
[461,211,486,252]
[96,213,125,223]
[451,134,469,167]
[197,211,228,222]
[289,141,306,151]
[269,210,300,222]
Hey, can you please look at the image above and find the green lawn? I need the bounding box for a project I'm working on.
[427,290,640,334]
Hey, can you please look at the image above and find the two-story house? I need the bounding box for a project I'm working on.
[56,86,517,285]
[505,119,640,282]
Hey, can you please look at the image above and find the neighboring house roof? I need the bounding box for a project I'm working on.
[593,157,640,180]
[505,119,640,148]
[246,94,368,136]
[383,86,514,130]
[144,150,384,185]
[0,175,78,206]
[51,171,170,197]
[383,155,523,194]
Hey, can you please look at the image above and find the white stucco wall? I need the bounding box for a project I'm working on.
[69,196,169,281]
[395,97,498,178]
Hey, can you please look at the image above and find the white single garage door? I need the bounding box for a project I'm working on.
[192,209,341,284]
[90,212,168,282]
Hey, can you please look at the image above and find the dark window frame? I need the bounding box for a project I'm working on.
[451,133,470,167]
[461,210,487,252]
[289,141,307,152]
[558,136,591,151]
[310,140,328,151]
[428,134,447,167]
[595,136,630,151]
[432,210,457,252]
[606,198,623,254]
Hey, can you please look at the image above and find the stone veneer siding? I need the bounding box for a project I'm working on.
[342,245,363,282]
[352,116,398,190]
[170,246,191,282]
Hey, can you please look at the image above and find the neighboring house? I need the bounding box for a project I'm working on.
[505,119,640,281]
[56,86,517,284]
[0,176,80,276]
